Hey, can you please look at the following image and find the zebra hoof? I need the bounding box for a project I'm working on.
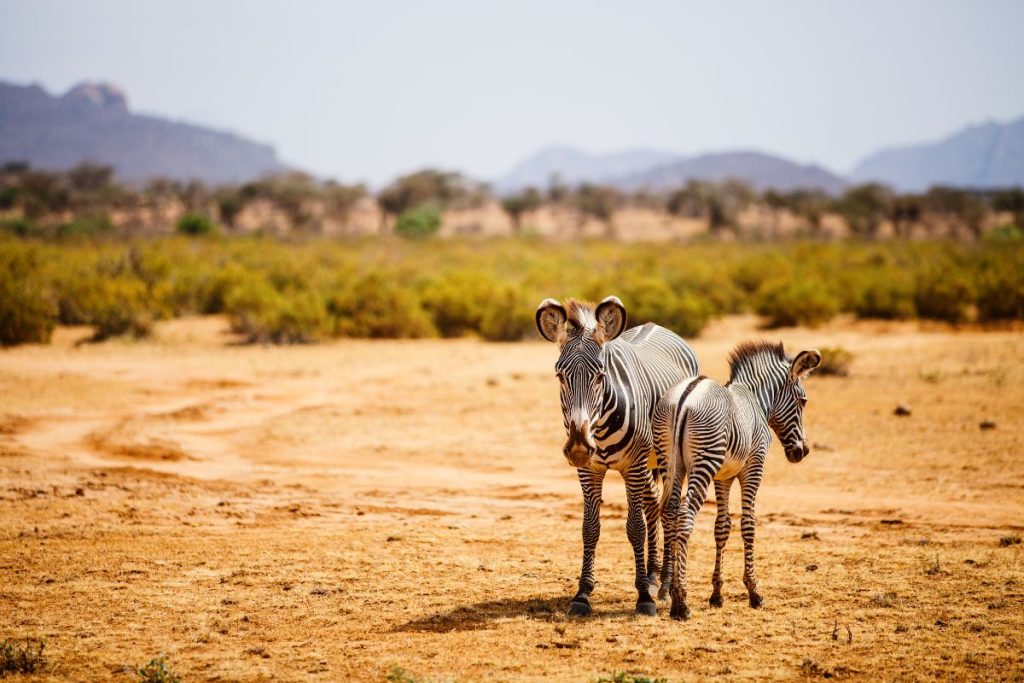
[567,597,592,617]
[709,593,723,608]
[749,593,763,609]
[669,601,691,621]
[635,600,657,617]
[657,585,670,601]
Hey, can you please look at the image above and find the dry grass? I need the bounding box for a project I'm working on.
[0,315,1022,681]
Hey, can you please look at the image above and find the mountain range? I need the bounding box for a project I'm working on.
[1,80,1022,193]
[497,115,1024,195]
[850,116,1024,192]
[0,81,286,184]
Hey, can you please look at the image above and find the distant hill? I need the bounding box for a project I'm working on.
[851,116,1024,192]
[0,81,287,184]
[614,150,847,194]
[495,145,678,194]
[497,146,847,195]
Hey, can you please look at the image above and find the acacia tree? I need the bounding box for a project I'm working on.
[574,183,620,238]
[922,186,986,239]
[377,170,464,235]
[500,187,543,234]
[837,183,892,239]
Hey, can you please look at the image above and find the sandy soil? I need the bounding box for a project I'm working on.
[1,315,1022,682]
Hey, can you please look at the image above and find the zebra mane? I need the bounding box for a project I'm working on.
[564,299,597,332]
[728,340,788,381]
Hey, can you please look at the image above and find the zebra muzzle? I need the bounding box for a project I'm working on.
[563,422,596,468]
[785,440,810,463]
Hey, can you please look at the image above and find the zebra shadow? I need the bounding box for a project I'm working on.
[392,596,640,632]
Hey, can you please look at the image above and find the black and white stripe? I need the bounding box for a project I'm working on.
[536,296,699,616]
[654,341,821,620]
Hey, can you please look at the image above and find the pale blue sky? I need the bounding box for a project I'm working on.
[2,0,1022,185]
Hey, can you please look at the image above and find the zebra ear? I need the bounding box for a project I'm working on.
[595,296,627,344]
[791,349,822,381]
[535,298,567,343]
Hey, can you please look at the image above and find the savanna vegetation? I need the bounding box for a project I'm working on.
[1,233,1022,346]
[2,161,1023,347]
[2,162,1023,241]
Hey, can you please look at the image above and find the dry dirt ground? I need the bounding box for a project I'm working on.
[1,315,1022,682]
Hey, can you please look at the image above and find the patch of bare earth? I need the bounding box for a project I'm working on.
[0,315,1021,681]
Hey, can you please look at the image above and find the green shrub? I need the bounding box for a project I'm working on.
[176,213,218,236]
[394,203,442,239]
[0,638,47,674]
[595,672,667,683]
[224,277,329,343]
[479,285,534,341]
[609,276,712,338]
[853,272,916,319]
[0,273,56,345]
[914,267,975,323]
[57,212,113,239]
[90,278,155,340]
[731,251,794,294]
[976,248,1024,321]
[0,216,37,237]
[419,270,501,337]
[328,273,435,338]
[0,248,57,345]
[754,277,838,328]
[135,655,180,683]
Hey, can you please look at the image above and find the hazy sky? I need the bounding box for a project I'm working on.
[2,0,1023,185]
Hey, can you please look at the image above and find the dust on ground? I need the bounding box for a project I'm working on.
[1,315,1022,681]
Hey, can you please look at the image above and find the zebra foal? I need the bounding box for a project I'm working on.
[653,341,822,620]
[536,296,699,616]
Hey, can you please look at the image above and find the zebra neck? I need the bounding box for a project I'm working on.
[729,374,781,424]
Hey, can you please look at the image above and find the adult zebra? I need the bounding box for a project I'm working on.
[654,341,822,620]
[535,296,699,616]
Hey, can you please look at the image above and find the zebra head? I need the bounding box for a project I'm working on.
[536,296,627,469]
[769,349,822,463]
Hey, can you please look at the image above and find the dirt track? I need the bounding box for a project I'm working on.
[1,315,1022,681]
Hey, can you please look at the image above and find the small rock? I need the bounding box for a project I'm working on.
[880,519,904,525]
[74,488,85,496]
[801,531,819,540]
[894,404,912,416]
[979,420,996,430]
[805,564,818,572]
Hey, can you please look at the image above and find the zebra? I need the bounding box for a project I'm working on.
[535,296,700,617]
[653,341,822,620]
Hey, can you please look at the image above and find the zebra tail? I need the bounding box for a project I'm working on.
[660,404,687,514]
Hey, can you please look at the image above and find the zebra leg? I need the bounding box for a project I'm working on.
[669,450,722,621]
[625,462,657,616]
[739,457,765,608]
[709,478,733,608]
[658,469,682,601]
[569,467,605,617]
[642,465,662,594]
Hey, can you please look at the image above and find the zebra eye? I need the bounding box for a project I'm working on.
[593,371,605,384]
[555,371,566,383]
[799,396,808,407]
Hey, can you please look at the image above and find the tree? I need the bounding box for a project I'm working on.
[573,183,620,238]
[500,187,543,234]
[377,170,464,235]
[993,188,1024,229]
[922,186,986,239]
[837,183,892,239]
[888,194,923,238]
